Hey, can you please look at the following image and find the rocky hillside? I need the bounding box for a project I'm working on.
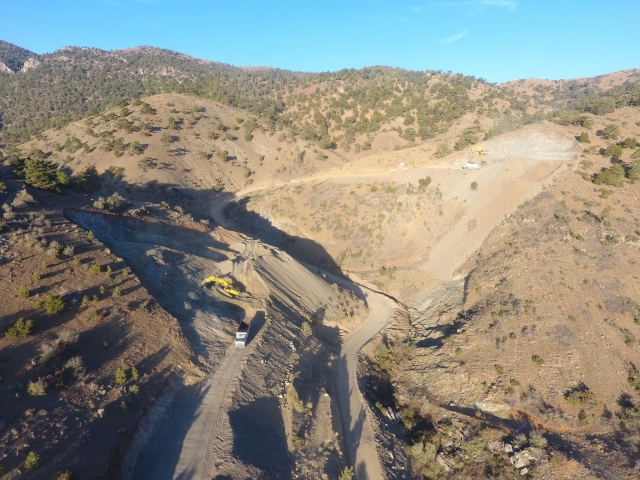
[0,40,34,74]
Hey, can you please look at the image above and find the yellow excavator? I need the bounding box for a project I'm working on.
[469,146,489,164]
[202,275,241,297]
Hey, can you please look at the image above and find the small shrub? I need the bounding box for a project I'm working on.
[112,286,121,298]
[119,401,129,414]
[131,367,139,381]
[82,295,91,305]
[88,309,99,320]
[566,388,598,406]
[63,245,75,256]
[87,231,96,240]
[529,430,548,448]
[89,264,101,274]
[38,343,57,363]
[115,367,127,385]
[5,318,34,338]
[301,321,312,337]
[32,271,41,281]
[338,467,354,480]
[44,295,66,314]
[24,451,40,470]
[99,285,106,294]
[57,471,74,480]
[470,181,478,191]
[494,364,504,375]
[291,434,305,450]
[64,356,86,379]
[58,329,79,346]
[130,385,140,395]
[73,258,81,266]
[18,286,30,298]
[104,265,112,278]
[532,354,544,365]
[27,378,47,396]
[578,409,590,426]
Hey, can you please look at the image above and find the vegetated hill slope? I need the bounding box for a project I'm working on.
[0,40,34,73]
[12,93,357,209]
[2,38,639,159]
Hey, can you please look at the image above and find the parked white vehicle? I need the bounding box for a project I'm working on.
[463,163,479,170]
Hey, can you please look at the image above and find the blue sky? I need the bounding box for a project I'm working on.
[2,0,638,83]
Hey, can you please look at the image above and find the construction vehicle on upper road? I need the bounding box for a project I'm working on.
[469,146,489,163]
[202,275,241,297]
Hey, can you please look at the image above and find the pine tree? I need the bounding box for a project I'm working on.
[23,155,59,191]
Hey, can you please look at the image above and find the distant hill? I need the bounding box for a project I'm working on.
[0,39,639,152]
[0,40,35,72]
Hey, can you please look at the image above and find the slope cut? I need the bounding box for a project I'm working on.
[227,123,580,306]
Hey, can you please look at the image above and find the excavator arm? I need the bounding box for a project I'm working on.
[203,275,241,296]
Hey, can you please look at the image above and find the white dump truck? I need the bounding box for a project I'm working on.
[463,163,479,170]
[235,320,251,347]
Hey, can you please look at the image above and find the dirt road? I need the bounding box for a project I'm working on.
[133,346,246,479]
[212,191,398,480]
[337,291,397,480]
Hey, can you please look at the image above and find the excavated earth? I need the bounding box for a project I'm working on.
[63,207,370,479]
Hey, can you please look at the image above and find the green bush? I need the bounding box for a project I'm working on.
[24,451,40,470]
[470,181,478,191]
[57,471,74,480]
[18,286,30,298]
[115,367,127,385]
[565,388,598,406]
[434,142,452,158]
[32,271,41,281]
[89,264,101,274]
[579,131,590,143]
[44,295,66,314]
[604,144,623,158]
[112,286,121,298]
[532,354,544,365]
[594,163,625,185]
[131,367,139,381]
[27,378,46,396]
[5,318,34,338]
[601,123,620,140]
[301,321,312,337]
[338,467,354,480]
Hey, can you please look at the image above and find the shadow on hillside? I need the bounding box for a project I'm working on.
[225,195,344,276]
[228,396,294,479]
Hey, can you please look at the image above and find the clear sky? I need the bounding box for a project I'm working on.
[2,0,638,83]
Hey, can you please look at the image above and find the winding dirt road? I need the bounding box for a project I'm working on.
[211,191,398,480]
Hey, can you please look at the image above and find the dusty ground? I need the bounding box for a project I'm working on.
[0,184,197,478]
